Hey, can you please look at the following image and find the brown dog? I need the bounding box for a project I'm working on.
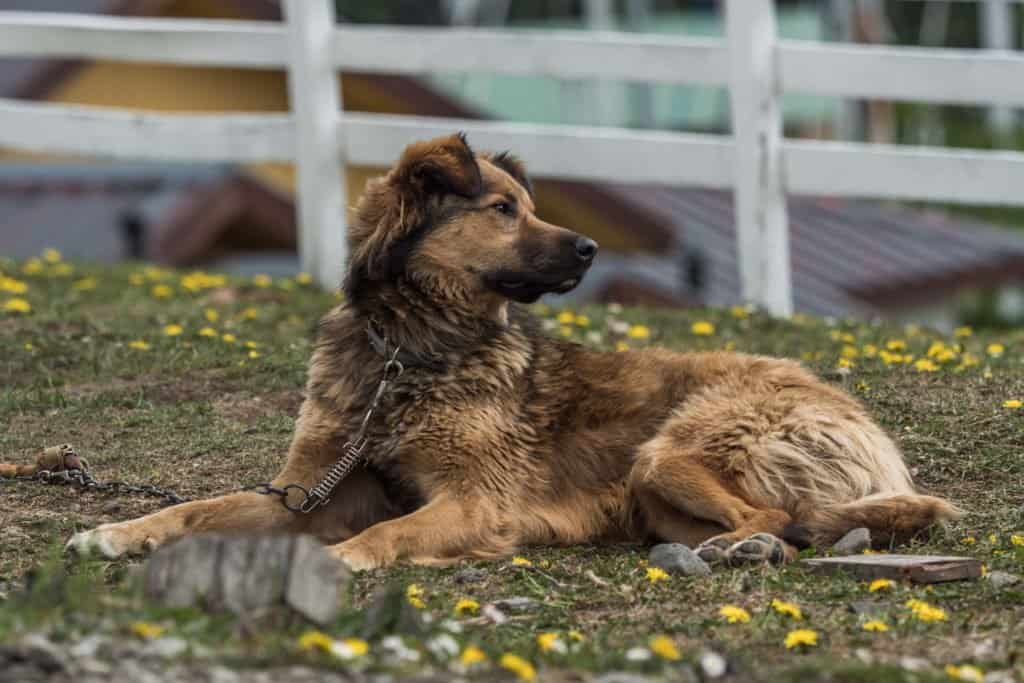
[68,133,959,570]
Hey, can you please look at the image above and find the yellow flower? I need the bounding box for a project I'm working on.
[1011,535,1024,546]
[128,340,151,350]
[574,314,591,327]
[615,341,630,352]
[886,339,907,351]
[240,307,259,320]
[222,333,237,343]
[862,344,878,358]
[499,653,536,681]
[406,583,424,599]
[567,630,584,642]
[1004,399,1022,409]
[296,272,313,285]
[512,556,533,567]
[454,598,480,616]
[954,326,973,338]
[770,598,803,620]
[646,567,670,583]
[730,305,750,319]
[130,621,165,640]
[151,284,173,299]
[22,258,43,275]
[719,605,751,624]
[339,638,369,657]
[862,620,889,632]
[841,345,859,359]
[204,308,219,322]
[988,534,998,544]
[783,629,818,649]
[408,596,426,609]
[627,324,650,339]
[248,350,261,359]
[129,273,145,286]
[560,326,573,337]
[837,358,855,369]
[906,599,947,622]
[945,664,985,682]
[199,327,217,337]
[691,321,715,336]
[252,273,272,288]
[649,635,681,661]
[914,359,939,373]
[3,298,31,314]
[180,271,226,292]
[297,629,333,654]
[42,248,62,263]
[987,343,1006,357]
[868,578,894,592]
[557,311,575,324]
[163,324,183,336]
[460,645,487,666]
[244,340,260,349]
[0,275,27,294]
[50,263,73,277]
[537,632,565,654]
[72,277,97,291]
[24,343,34,351]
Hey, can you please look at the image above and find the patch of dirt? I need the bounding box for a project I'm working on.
[211,390,304,425]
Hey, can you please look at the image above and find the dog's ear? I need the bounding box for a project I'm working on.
[392,132,483,200]
[344,133,482,301]
[488,150,533,197]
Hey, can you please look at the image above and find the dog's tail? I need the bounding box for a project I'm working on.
[786,493,962,549]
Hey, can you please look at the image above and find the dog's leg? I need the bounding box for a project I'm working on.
[326,492,496,571]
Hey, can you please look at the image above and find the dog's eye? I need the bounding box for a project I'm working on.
[492,202,515,216]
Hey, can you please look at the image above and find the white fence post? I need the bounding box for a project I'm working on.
[283,0,347,289]
[725,0,792,317]
[981,0,1016,137]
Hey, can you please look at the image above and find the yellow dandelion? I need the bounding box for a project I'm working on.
[244,340,259,349]
[72,277,97,291]
[22,258,43,275]
[297,629,333,654]
[252,273,272,288]
[730,305,750,319]
[862,344,878,357]
[906,599,947,622]
[862,620,888,632]
[954,326,973,338]
[627,324,650,339]
[837,358,855,369]
[3,298,31,314]
[783,629,818,650]
[460,645,487,666]
[868,578,893,592]
[50,263,73,277]
[128,340,151,351]
[886,339,907,351]
[199,327,217,337]
[454,598,480,616]
[151,284,173,299]
[42,248,62,263]
[574,314,591,327]
[499,653,536,681]
[615,341,629,352]
[719,605,751,624]
[339,638,369,657]
[567,630,584,642]
[240,307,259,320]
[646,567,670,583]
[407,596,426,609]
[24,343,34,351]
[536,632,565,654]
[129,273,145,286]
[560,326,573,337]
[691,321,715,336]
[987,343,1005,357]
[222,333,237,343]
[1011,535,1024,546]
[961,536,976,545]
[0,276,28,294]
[163,324,183,337]
[248,350,261,359]
[649,635,681,661]
[1004,399,1022,409]
[296,272,313,285]
[204,308,220,322]
[557,311,575,324]
[915,359,939,373]
[988,534,998,544]
[129,621,165,640]
[406,583,423,598]
[841,345,860,359]
[511,556,533,567]
[770,598,803,620]
[945,664,985,682]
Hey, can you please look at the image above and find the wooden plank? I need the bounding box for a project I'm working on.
[803,554,982,584]
[332,26,728,85]
[0,11,286,67]
[725,0,793,317]
[284,0,348,288]
[780,40,1024,107]
[0,99,294,161]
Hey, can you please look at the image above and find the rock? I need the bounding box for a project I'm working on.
[986,571,1021,589]
[102,501,123,515]
[648,543,712,577]
[68,635,107,659]
[592,674,656,683]
[144,533,345,625]
[832,527,871,555]
[492,596,537,613]
[141,637,189,659]
[453,567,487,584]
[847,601,887,617]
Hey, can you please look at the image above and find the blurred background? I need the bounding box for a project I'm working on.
[2,0,1024,331]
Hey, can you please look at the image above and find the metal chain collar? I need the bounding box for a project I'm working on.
[1,331,405,515]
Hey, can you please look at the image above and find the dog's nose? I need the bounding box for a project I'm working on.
[574,236,598,262]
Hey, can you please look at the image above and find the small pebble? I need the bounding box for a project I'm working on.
[832,527,871,555]
[648,543,711,577]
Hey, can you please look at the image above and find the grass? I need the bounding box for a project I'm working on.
[1,255,1023,681]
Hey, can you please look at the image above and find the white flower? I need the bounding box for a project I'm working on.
[585,331,603,344]
[608,303,623,314]
[625,647,652,662]
[439,619,464,634]
[426,634,460,660]
[608,319,630,335]
[380,635,421,663]
[541,319,558,331]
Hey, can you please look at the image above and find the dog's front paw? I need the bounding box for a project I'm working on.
[66,523,157,559]
[327,539,392,572]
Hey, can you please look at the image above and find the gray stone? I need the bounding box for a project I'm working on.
[453,567,487,584]
[286,535,347,624]
[847,600,888,616]
[648,543,712,577]
[986,570,1021,589]
[832,527,872,555]
[492,596,537,613]
[592,674,656,683]
[141,636,189,659]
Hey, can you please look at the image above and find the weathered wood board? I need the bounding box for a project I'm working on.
[802,554,981,584]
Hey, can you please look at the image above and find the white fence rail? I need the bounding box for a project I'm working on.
[1,1,1023,313]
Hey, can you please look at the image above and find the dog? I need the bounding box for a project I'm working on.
[68,133,960,570]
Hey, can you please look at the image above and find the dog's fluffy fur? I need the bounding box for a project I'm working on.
[68,134,960,569]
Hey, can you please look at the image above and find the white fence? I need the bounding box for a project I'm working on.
[2,1,1024,314]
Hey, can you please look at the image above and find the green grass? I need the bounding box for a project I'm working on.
[1,257,1023,681]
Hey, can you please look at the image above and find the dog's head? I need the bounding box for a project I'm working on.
[344,133,597,311]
